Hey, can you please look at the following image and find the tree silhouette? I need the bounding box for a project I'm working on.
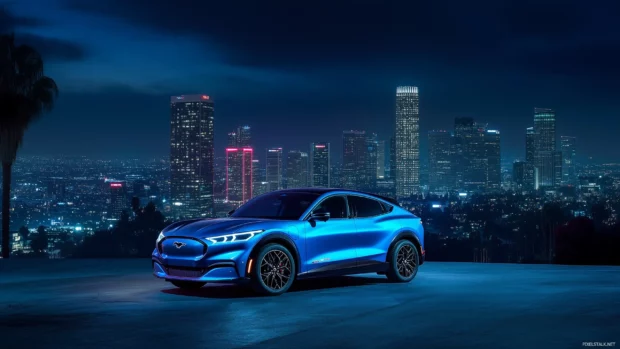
[0,34,58,258]
[18,225,28,241]
[30,226,49,255]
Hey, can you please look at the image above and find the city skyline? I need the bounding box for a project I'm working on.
[2,2,620,162]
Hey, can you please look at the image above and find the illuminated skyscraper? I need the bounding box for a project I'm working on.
[365,133,379,190]
[561,136,577,185]
[533,108,557,187]
[389,136,395,179]
[252,159,268,197]
[377,140,386,179]
[342,130,368,190]
[109,182,127,219]
[228,125,252,147]
[428,130,454,192]
[395,86,420,197]
[226,148,253,203]
[310,142,330,187]
[525,127,536,163]
[266,148,283,192]
[286,150,309,189]
[454,117,475,189]
[485,130,501,190]
[170,94,214,218]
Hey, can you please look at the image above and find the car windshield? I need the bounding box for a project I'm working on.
[231,192,319,220]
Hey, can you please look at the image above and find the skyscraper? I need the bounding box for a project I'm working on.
[265,148,283,192]
[561,136,577,185]
[533,108,557,187]
[428,130,454,192]
[228,125,252,147]
[485,129,501,190]
[377,140,386,179]
[395,86,420,197]
[389,136,395,179]
[286,150,309,189]
[109,182,127,219]
[365,133,379,191]
[252,159,268,197]
[525,127,536,164]
[310,142,330,187]
[453,117,475,189]
[342,130,368,190]
[225,147,253,203]
[170,94,214,218]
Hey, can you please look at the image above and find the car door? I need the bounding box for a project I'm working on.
[348,195,393,264]
[303,195,358,273]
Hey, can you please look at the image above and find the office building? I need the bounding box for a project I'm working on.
[310,142,330,187]
[286,150,309,189]
[170,94,215,218]
[265,148,283,192]
[453,117,475,189]
[395,86,420,197]
[252,159,268,197]
[377,140,386,179]
[485,129,501,190]
[533,108,557,187]
[109,182,127,219]
[428,130,454,192]
[342,130,368,191]
[561,136,577,185]
[228,125,251,147]
[225,147,253,203]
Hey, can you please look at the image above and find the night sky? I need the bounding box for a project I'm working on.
[3,0,620,163]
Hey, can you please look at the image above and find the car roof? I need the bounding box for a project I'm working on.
[274,188,400,206]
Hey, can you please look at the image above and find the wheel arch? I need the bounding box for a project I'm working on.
[248,232,301,275]
[388,231,424,265]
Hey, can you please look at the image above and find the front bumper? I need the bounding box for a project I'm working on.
[152,259,250,284]
[152,236,256,283]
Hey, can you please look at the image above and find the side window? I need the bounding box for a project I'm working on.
[348,196,384,218]
[314,196,348,219]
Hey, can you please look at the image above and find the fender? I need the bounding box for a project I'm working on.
[389,230,424,264]
[249,232,302,274]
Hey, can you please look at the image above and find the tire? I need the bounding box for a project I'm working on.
[250,243,296,296]
[386,239,419,283]
[170,280,207,290]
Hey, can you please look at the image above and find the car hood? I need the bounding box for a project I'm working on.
[162,218,278,238]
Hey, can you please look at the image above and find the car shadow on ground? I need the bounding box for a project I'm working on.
[161,275,389,299]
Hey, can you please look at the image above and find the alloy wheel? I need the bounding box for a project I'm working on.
[260,249,292,291]
[396,244,417,278]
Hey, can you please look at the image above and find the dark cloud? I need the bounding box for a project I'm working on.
[66,0,620,75]
[1,7,86,62]
[0,6,48,32]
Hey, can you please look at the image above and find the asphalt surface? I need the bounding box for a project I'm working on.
[0,259,619,349]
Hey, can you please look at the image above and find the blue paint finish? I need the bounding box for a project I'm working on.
[303,217,358,273]
[151,189,425,285]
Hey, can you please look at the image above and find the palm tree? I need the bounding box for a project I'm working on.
[0,34,58,258]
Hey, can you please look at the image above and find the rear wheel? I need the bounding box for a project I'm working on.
[386,239,419,283]
[170,280,206,290]
[250,243,295,296]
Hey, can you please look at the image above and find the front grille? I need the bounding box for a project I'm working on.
[167,267,205,278]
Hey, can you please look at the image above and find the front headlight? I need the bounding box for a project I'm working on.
[206,230,264,244]
[156,232,165,243]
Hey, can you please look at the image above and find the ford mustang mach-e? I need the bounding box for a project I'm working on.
[152,188,424,295]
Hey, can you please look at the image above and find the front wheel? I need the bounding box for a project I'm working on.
[249,243,296,296]
[170,280,206,290]
[386,239,419,283]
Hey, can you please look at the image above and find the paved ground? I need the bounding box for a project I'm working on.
[0,259,618,349]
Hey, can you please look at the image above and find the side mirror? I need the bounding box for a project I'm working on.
[227,209,235,217]
[310,211,330,222]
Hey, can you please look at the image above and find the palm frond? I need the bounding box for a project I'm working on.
[14,44,44,81]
